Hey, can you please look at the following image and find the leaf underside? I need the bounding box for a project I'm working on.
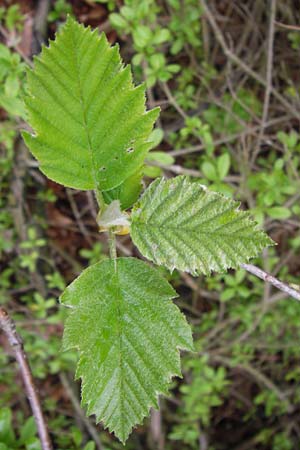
[131,176,274,275]
[23,16,159,200]
[61,257,193,443]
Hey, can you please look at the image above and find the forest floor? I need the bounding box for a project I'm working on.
[1,1,300,449]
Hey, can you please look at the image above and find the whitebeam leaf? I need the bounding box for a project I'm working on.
[22,17,159,197]
[61,257,193,443]
[130,176,274,275]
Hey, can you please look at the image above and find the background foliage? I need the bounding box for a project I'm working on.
[0,0,300,449]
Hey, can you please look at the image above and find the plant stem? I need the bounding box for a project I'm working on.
[108,230,117,271]
[252,0,277,164]
[94,188,106,212]
[0,308,53,450]
[241,263,300,301]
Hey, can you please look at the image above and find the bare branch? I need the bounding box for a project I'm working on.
[262,0,277,128]
[169,115,292,157]
[241,263,300,301]
[210,354,293,412]
[253,0,277,163]
[0,308,53,450]
[200,0,300,120]
[59,373,103,450]
[0,25,33,67]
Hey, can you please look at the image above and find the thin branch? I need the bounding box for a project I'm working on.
[108,230,117,272]
[0,25,33,67]
[67,189,93,246]
[198,424,209,450]
[200,0,300,120]
[241,263,300,301]
[262,0,277,127]
[59,373,103,450]
[0,308,53,450]
[147,160,239,183]
[275,21,300,31]
[161,82,204,146]
[210,354,293,412]
[252,0,277,163]
[150,406,164,450]
[161,82,188,120]
[169,115,292,157]
[33,0,51,52]
[94,189,106,212]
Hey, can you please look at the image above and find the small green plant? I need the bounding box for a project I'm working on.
[169,355,229,448]
[0,4,24,32]
[19,227,46,273]
[0,406,97,450]
[248,157,299,222]
[22,17,273,443]
[109,0,180,86]
[47,0,73,23]
[0,43,26,118]
[288,30,300,50]
[0,407,41,450]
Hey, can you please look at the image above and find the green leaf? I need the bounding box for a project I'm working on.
[146,151,174,166]
[0,94,26,118]
[267,206,291,219]
[121,6,135,21]
[19,417,37,445]
[61,257,193,443]
[109,13,128,29]
[131,176,274,275]
[83,443,95,450]
[149,53,165,70]
[153,29,171,44]
[5,74,19,97]
[132,26,152,48]
[144,165,162,178]
[22,17,159,195]
[103,168,143,210]
[0,408,15,445]
[201,161,217,181]
[148,127,164,148]
[217,153,230,179]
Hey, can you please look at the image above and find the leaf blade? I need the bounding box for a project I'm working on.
[130,176,274,275]
[61,257,193,443]
[23,17,159,196]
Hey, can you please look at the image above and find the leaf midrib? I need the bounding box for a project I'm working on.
[71,27,98,192]
[133,221,255,237]
[113,265,126,439]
